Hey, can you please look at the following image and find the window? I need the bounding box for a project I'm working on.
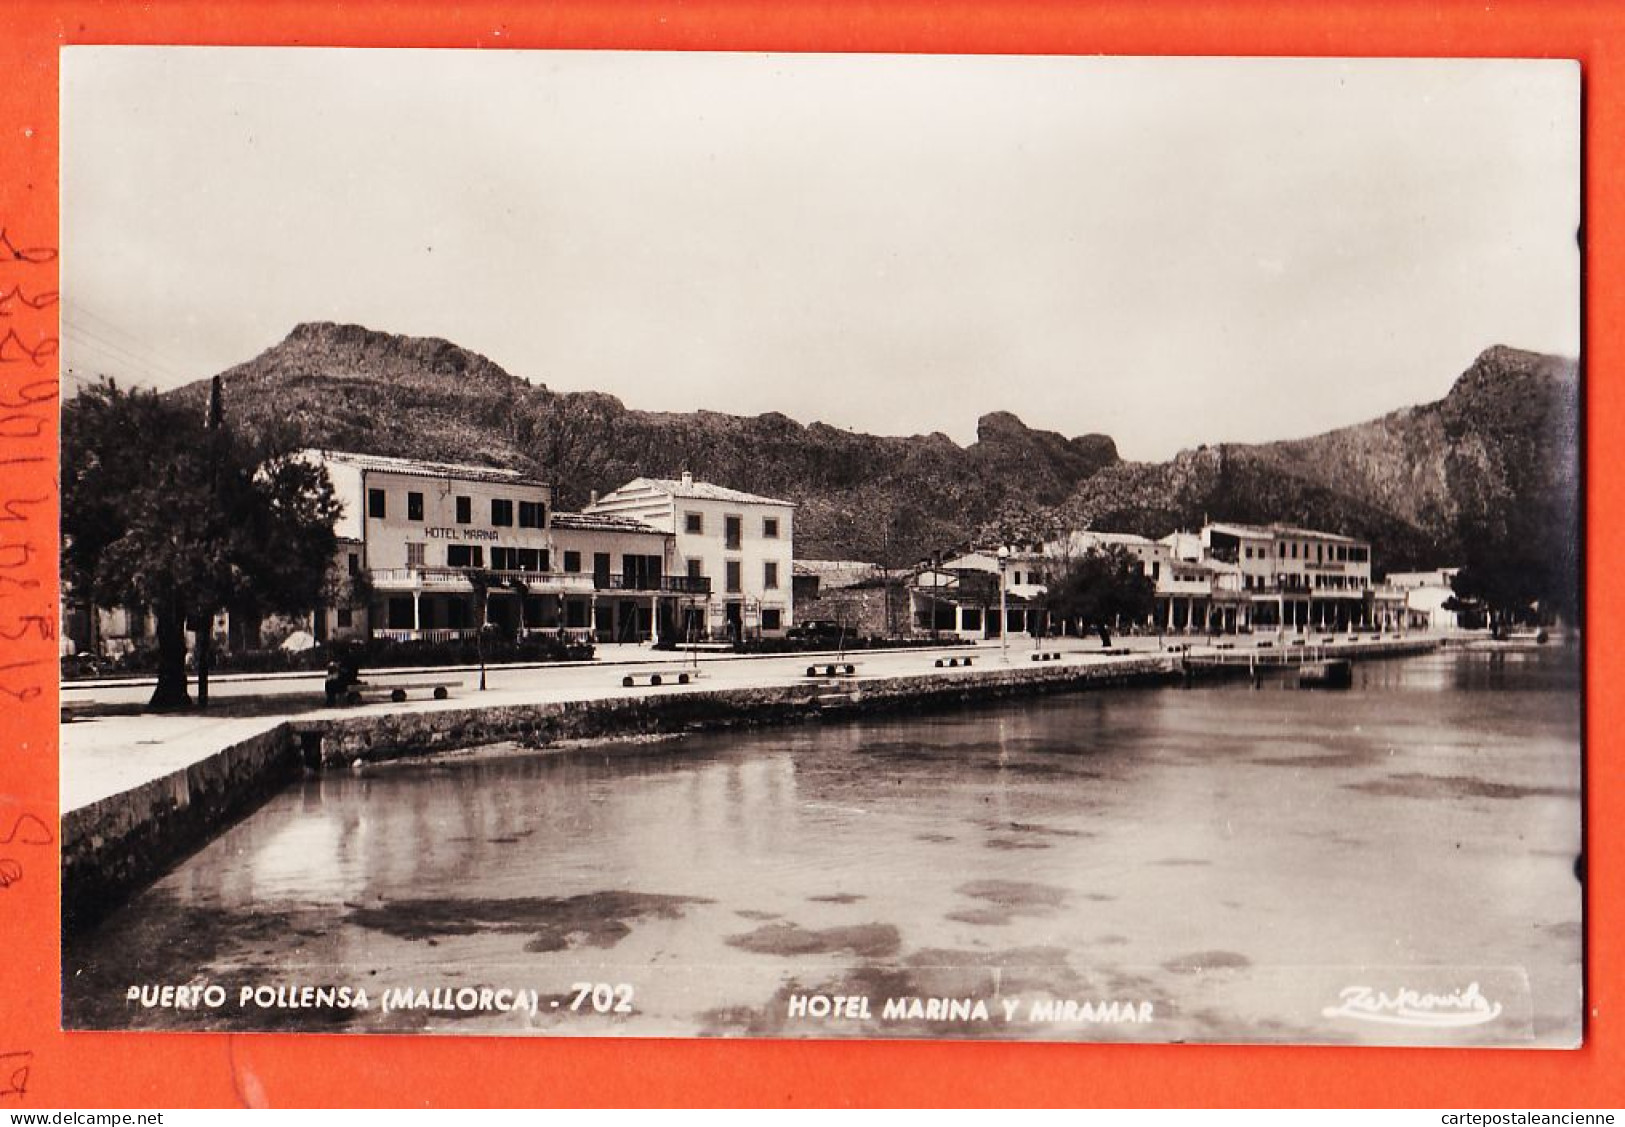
[456,496,472,524]
[686,558,703,580]
[368,488,386,519]
[347,552,360,575]
[593,552,611,587]
[406,542,425,567]
[563,551,581,573]
[726,560,742,593]
[621,554,663,589]
[1277,543,1285,557]
[764,561,779,589]
[491,498,514,527]
[493,547,547,571]
[447,545,484,568]
[407,491,424,521]
[336,607,353,628]
[725,514,743,550]
[685,512,704,535]
[763,517,780,539]
[519,500,545,529]
[761,608,782,631]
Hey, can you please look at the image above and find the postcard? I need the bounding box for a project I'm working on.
[56,48,1582,1047]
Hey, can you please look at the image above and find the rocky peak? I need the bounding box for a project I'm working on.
[269,322,535,391]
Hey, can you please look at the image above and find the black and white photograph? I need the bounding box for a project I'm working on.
[57,48,1581,1046]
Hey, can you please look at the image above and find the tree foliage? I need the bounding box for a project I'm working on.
[1038,546,1156,628]
[1450,490,1579,625]
[62,379,341,710]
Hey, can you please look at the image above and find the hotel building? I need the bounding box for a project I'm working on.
[1384,568,1464,630]
[301,451,712,645]
[585,473,795,638]
[1201,522,1374,631]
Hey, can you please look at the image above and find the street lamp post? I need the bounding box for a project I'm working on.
[997,545,1011,663]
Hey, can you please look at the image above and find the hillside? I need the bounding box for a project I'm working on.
[1047,345,1579,572]
[170,322,1120,565]
[166,324,1579,575]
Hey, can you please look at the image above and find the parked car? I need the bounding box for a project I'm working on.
[787,619,847,642]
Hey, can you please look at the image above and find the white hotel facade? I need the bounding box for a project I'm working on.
[1199,522,1374,631]
[303,452,790,645]
[585,474,796,639]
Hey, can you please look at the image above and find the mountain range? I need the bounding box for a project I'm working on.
[167,323,1580,575]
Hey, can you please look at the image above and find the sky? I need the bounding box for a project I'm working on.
[61,49,1579,461]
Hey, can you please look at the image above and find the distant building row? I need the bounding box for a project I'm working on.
[798,524,1461,639]
[64,444,1463,656]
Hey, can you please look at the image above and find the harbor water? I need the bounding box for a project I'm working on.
[65,647,1583,1045]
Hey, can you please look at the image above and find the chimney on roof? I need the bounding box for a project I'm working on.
[589,489,599,506]
[680,470,694,487]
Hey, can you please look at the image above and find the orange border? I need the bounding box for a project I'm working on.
[2,0,1617,1108]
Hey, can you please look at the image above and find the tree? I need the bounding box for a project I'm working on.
[62,378,341,711]
[1038,546,1156,640]
[1450,490,1579,630]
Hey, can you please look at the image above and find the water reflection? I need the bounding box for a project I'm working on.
[66,648,1582,1046]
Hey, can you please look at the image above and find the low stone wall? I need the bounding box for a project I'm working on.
[293,655,1181,767]
[61,657,1178,933]
[61,722,303,934]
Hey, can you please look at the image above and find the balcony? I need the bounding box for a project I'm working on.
[1246,582,1369,599]
[595,574,713,595]
[369,567,597,595]
[373,627,484,644]
[1156,578,1212,597]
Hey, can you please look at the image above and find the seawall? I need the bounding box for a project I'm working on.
[60,641,1438,934]
[290,655,1180,767]
[61,722,304,934]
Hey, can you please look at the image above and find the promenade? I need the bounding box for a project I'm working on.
[59,630,1436,813]
[59,636,1128,809]
[59,628,1461,938]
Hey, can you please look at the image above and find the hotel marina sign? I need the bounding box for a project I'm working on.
[425,527,502,542]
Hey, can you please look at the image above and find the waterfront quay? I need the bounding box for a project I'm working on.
[62,636,1580,1046]
[60,630,1440,932]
